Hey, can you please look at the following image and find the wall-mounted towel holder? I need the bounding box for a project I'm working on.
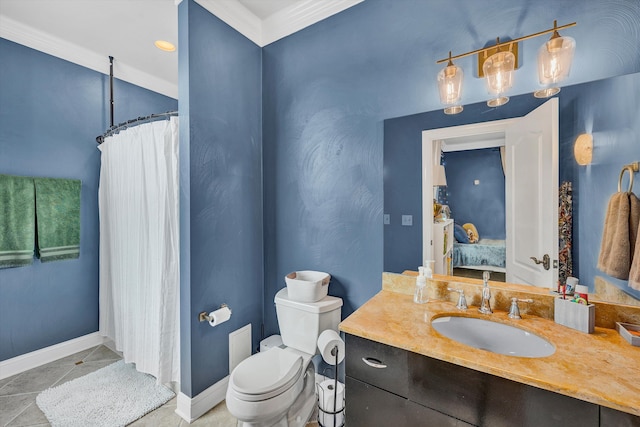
[618,162,639,194]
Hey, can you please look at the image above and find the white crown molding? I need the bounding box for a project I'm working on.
[195,0,264,46]
[196,0,364,47]
[262,0,364,46]
[0,15,178,99]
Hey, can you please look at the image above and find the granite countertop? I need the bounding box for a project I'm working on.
[339,288,640,416]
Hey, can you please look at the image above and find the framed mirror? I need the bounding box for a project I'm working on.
[384,72,640,306]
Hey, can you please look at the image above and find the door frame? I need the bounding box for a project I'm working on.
[422,118,517,267]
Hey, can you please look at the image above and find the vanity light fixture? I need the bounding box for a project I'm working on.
[574,133,593,166]
[436,20,576,112]
[154,40,176,52]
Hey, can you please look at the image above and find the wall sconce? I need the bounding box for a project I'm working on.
[574,133,593,165]
[436,20,576,113]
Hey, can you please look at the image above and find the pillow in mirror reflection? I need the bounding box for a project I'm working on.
[463,223,479,243]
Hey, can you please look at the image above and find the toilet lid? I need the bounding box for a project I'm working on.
[231,347,303,400]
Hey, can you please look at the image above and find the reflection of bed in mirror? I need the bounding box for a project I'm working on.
[453,239,506,273]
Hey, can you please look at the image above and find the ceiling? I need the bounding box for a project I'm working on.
[0,0,363,99]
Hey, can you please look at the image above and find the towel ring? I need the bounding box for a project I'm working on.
[618,162,639,193]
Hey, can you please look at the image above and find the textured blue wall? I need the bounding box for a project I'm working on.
[559,72,640,300]
[0,38,177,361]
[444,148,506,240]
[262,0,640,333]
[179,1,263,397]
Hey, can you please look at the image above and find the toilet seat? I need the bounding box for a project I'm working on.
[230,347,303,402]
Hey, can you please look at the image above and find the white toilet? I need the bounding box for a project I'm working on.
[226,288,343,427]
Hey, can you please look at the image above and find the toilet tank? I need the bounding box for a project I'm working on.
[274,288,343,355]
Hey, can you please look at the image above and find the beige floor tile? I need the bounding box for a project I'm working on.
[84,345,121,362]
[0,393,38,426]
[0,365,73,396]
[6,401,49,427]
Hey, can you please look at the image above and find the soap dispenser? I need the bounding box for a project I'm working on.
[414,261,434,304]
[414,267,428,304]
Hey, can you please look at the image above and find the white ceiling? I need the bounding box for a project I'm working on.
[0,0,363,99]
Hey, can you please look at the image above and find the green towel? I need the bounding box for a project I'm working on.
[34,178,81,262]
[0,175,36,268]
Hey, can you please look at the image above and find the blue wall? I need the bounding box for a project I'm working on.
[179,1,263,397]
[0,38,177,361]
[559,72,640,301]
[262,0,640,333]
[444,148,506,240]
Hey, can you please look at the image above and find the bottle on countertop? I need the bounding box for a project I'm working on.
[414,266,428,304]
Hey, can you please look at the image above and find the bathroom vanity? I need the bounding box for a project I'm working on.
[339,274,640,427]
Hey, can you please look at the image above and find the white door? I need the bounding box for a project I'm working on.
[505,98,558,288]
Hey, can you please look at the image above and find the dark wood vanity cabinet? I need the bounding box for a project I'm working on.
[344,334,640,427]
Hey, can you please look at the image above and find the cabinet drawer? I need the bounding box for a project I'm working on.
[345,334,409,398]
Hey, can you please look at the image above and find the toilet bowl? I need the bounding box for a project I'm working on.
[226,289,343,427]
[226,347,314,426]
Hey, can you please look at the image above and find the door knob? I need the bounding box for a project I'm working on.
[530,254,550,270]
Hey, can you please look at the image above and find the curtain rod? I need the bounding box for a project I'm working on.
[96,111,178,144]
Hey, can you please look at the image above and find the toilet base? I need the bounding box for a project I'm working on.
[235,365,316,427]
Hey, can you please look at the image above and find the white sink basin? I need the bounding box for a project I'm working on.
[431,316,555,358]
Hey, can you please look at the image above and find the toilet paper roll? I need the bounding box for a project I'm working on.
[208,306,232,327]
[317,330,345,365]
[317,379,344,427]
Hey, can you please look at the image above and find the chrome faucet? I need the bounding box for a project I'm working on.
[478,271,492,314]
[508,298,534,319]
[447,288,468,310]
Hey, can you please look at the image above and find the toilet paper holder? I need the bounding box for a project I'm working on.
[199,304,231,322]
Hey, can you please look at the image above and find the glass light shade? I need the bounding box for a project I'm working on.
[483,50,515,107]
[537,35,575,86]
[437,63,463,114]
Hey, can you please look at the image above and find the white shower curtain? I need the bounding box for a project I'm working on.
[98,117,180,385]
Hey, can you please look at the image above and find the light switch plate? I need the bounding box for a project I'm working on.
[402,215,413,226]
[383,214,390,225]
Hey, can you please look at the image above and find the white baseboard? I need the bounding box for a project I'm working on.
[175,375,229,423]
[0,332,106,380]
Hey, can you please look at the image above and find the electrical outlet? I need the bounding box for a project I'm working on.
[402,215,413,226]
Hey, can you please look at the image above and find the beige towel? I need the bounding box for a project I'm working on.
[597,192,640,280]
[629,194,640,290]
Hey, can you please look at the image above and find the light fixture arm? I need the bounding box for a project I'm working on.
[436,20,576,64]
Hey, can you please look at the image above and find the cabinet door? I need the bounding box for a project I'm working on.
[406,401,474,426]
[345,334,409,398]
[600,406,640,427]
[409,353,599,427]
[346,376,408,427]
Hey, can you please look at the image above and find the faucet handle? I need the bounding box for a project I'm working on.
[483,271,490,282]
[508,298,534,319]
[447,288,468,310]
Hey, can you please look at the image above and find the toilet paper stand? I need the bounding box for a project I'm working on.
[316,345,345,427]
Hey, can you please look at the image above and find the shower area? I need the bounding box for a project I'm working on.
[97,58,180,386]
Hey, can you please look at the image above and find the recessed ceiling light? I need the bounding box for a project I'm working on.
[154,40,176,52]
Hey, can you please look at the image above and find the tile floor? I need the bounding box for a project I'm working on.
[0,345,320,426]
